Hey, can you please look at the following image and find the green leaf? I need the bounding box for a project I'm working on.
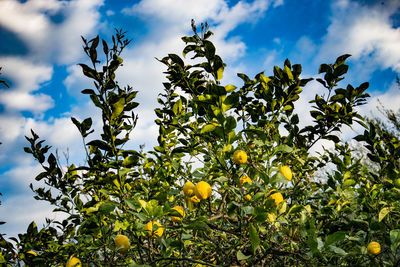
[287,204,304,215]
[200,124,216,134]
[236,250,251,260]
[325,232,346,247]
[114,219,129,232]
[87,140,110,151]
[204,40,216,59]
[225,84,236,92]
[276,144,293,153]
[78,64,99,81]
[98,201,117,215]
[253,206,268,222]
[122,155,139,167]
[284,65,294,80]
[390,229,400,252]
[343,171,351,180]
[328,245,347,256]
[249,223,260,254]
[216,67,224,80]
[390,229,400,245]
[81,89,95,95]
[334,54,351,67]
[172,98,183,116]
[224,116,236,131]
[125,199,141,211]
[342,179,356,188]
[111,98,125,121]
[270,172,289,185]
[379,207,391,222]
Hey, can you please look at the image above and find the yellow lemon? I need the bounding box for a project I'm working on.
[171,206,185,222]
[233,150,247,164]
[66,255,82,267]
[280,166,292,181]
[269,192,283,206]
[27,250,37,256]
[240,175,252,186]
[190,195,201,203]
[367,241,381,256]
[195,181,212,200]
[114,234,130,254]
[183,181,196,197]
[145,221,164,237]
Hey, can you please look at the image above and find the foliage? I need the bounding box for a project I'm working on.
[0,23,399,266]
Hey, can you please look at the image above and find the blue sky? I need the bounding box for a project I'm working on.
[1,0,400,238]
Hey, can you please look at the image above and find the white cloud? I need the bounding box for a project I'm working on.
[263,49,281,70]
[0,91,54,112]
[123,0,224,25]
[0,114,25,143]
[122,0,279,61]
[24,117,81,149]
[317,0,400,76]
[0,0,103,65]
[359,82,400,120]
[0,56,52,92]
[0,192,66,239]
[0,56,54,114]
[293,36,317,64]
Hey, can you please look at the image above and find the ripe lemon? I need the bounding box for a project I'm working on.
[195,181,212,200]
[280,166,292,181]
[145,221,164,237]
[190,195,200,203]
[27,250,37,256]
[171,206,185,222]
[114,234,130,254]
[66,255,81,267]
[240,175,252,186]
[269,192,283,206]
[183,181,196,197]
[233,150,247,164]
[367,241,381,256]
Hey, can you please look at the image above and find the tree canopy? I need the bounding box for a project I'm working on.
[1,23,399,266]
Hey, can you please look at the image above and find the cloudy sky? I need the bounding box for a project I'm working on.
[1,0,400,239]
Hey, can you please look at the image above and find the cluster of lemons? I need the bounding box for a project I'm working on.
[233,149,292,206]
[183,180,212,202]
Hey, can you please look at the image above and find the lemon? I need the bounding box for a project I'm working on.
[114,234,130,254]
[27,250,37,256]
[183,181,196,197]
[195,181,212,200]
[280,166,292,181]
[171,206,185,222]
[190,195,200,203]
[233,150,247,164]
[367,241,381,256]
[145,221,164,237]
[240,175,252,186]
[66,255,82,267]
[269,192,283,206]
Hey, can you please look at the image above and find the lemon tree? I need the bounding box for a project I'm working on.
[1,23,399,266]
